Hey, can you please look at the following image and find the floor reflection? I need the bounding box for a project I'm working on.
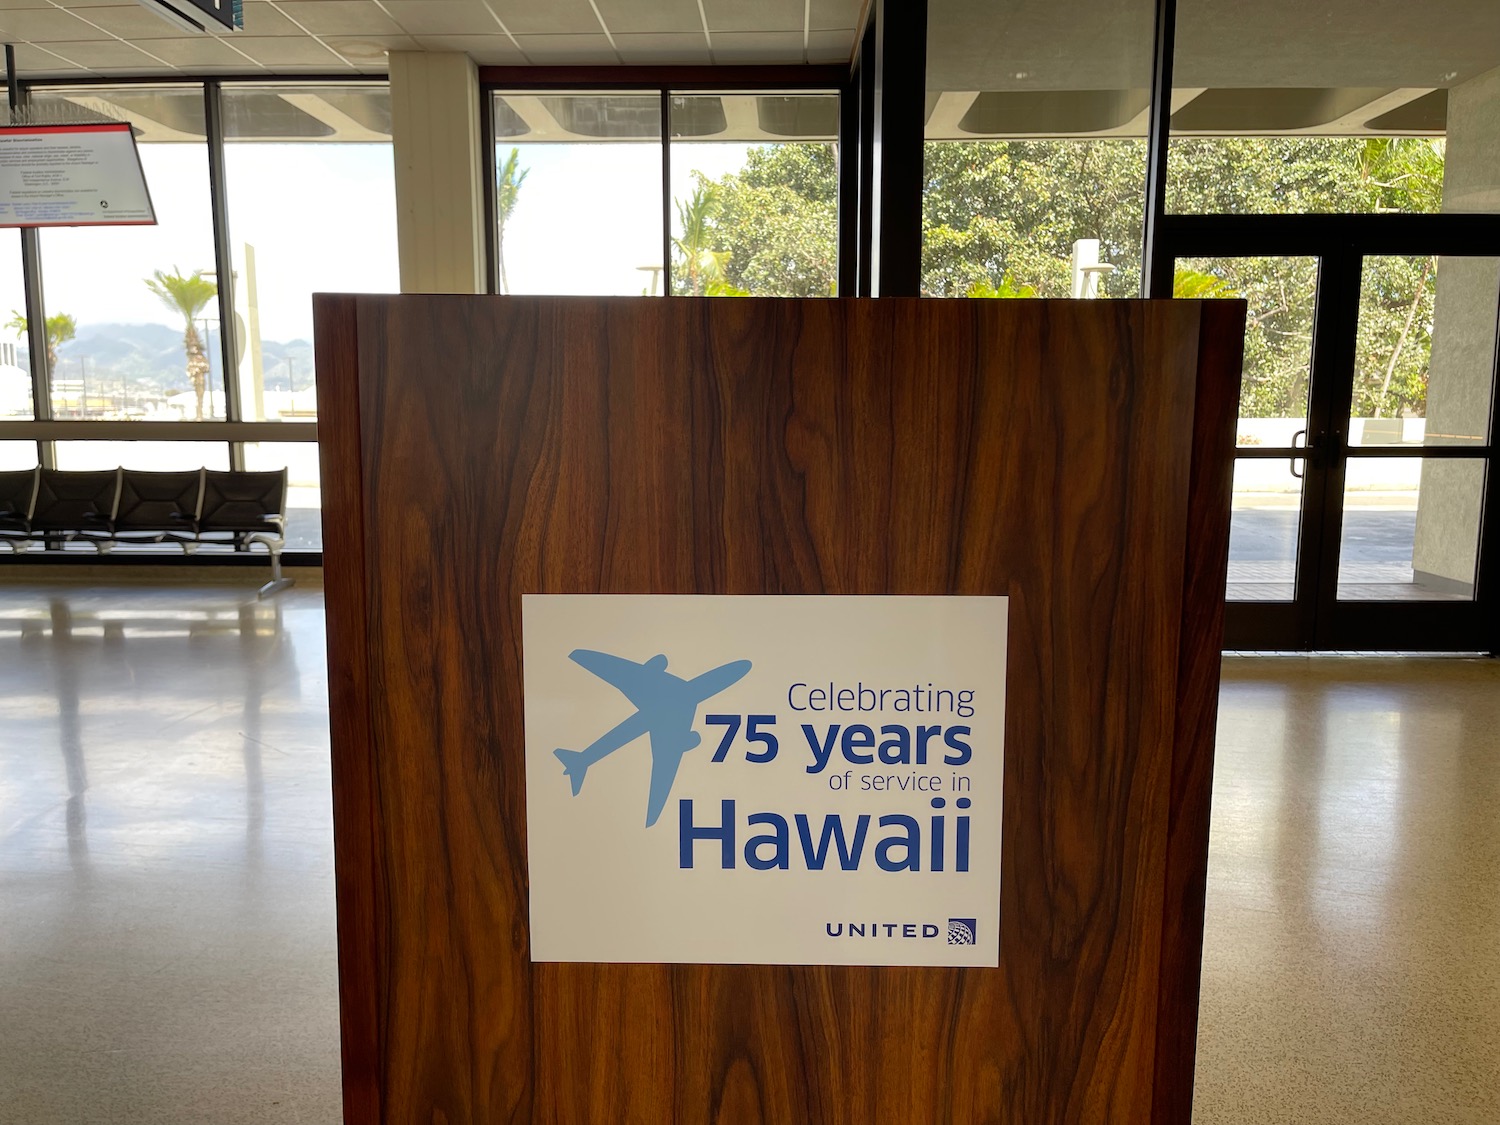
[6,592,296,872]
[1196,657,1500,1125]
[0,582,341,1125]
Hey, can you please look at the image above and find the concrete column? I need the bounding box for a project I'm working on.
[1411,65,1500,595]
[389,52,487,294]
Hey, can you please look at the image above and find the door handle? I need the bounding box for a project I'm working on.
[1290,428,1307,480]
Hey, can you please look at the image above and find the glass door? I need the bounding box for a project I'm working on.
[1174,254,1326,647]
[1168,236,1500,651]
[1320,253,1498,648]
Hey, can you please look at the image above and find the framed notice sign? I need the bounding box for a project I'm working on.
[0,123,155,228]
[523,594,1007,967]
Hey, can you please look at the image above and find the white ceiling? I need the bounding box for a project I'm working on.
[0,0,865,78]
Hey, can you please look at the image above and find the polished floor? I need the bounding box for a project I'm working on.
[1,583,1497,1124]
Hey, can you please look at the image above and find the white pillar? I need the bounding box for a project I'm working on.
[389,52,487,295]
[1411,65,1500,594]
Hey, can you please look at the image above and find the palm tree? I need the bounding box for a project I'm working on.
[496,148,529,295]
[7,309,77,372]
[673,183,731,296]
[145,268,217,421]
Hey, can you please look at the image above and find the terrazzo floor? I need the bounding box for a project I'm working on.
[1,582,1496,1123]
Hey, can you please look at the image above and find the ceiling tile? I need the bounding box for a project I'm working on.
[382,1,503,35]
[0,7,112,41]
[701,0,802,33]
[37,38,169,67]
[809,0,861,32]
[411,34,526,63]
[130,35,266,67]
[227,34,350,65]
[613,31,710,64]
[511,32,619,63]
[711,31,806,63]
[91,65,179,76]
[592,0,701,35]
[239,2,310,37]
[8,43,86,76]
[806,28,854,64]
[66,4,197,38]
[482,0,599,35]
[322,33,421,61]
[275,1,405,36]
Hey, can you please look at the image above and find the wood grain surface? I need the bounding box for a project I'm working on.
[314,296,1243,1125]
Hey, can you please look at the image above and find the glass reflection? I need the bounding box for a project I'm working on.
[0,594,297,872]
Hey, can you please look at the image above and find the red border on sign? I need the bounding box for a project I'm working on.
[0,123,134,135]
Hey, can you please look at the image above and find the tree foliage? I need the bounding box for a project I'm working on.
[145,267,217,420]
[694,134,1448,421]
[672,183,733,296]
[7,310,76,372]
[495,147,529,295]
[683,145,837,297]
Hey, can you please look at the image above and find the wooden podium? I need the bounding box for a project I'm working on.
[314,296,1244,1125]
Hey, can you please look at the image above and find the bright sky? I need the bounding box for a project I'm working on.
[34,142,399,346]
[501,141,755,296]
[10,138,762,346]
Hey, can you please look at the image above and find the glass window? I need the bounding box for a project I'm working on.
[34,86,225,421]
[1338,457,1486,600]
[1227,459,1304,602]
[0,440,37,471]
[1351,255,1497,447]
[492,92,665,296]
[53,441,229,471]
[923,0,1157,296]
[1168,3,1500,214]
[668,93,839,296]
[0,232,30,420]
[242,441,320,551]
[1176,256,1318,446]
[223,84,397,423]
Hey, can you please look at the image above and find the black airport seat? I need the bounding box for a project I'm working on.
[0,464,292,597]
[107,469,204,542]
[30,468,120,535]
[0,467,38,540]
[197,469,287,536]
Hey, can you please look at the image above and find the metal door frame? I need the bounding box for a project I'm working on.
[1152,214,1500,651]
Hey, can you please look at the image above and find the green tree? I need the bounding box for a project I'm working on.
[694,133,1447,422]
[922,140,1147,297]
[495,147,530,295]
[710,144,839,296]
[1165,138,1445,418]
[6,310,76,372]
[967,274,1037,298]
[145,267,217,421]
[672,182,732,296]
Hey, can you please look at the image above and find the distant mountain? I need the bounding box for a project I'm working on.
[41,322,315,394]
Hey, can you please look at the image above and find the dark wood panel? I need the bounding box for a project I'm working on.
[313,295,1244,1125]
[1150,301,1244,1123]
[313,296,382,1124]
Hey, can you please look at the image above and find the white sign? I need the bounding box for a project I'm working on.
[0,124,155,228]
[523,595,1007,967]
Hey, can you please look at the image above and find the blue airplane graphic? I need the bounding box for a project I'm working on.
[554,649,752,827]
